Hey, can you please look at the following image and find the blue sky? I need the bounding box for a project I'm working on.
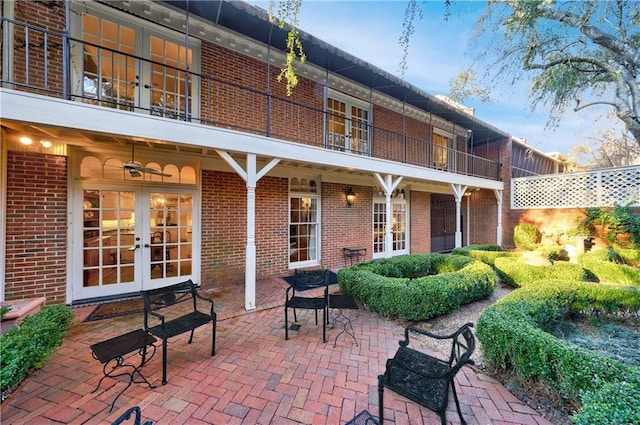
[245,0,622,156]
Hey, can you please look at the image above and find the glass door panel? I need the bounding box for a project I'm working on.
[327,98,347,151]
[82,15,137,110]
[148,36,193,119]
[350,105,370,155]
[392,203,407,252]
[148,192,193,281]
[82,189,137,289]
[373,201,386,255]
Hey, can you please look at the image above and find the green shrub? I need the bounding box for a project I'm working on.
[452,245,519,267]
[494,257,593,287]
[476,281,640,408]
[578,248,640,286]
[514,223,540,250]
[1,305,74,393]
[578,203,640,248]
[535,244,567,261]
[572,381,640,425]
[338,253,495,321]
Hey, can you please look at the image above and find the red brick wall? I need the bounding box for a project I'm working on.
[4,151,67,305]
[510,207,640,250]
[199,170,289,288]
[199,42,324,146]
[410,191,431,253]
[13,0,65,96]
[321,183,373,268]
[465,138,509,246]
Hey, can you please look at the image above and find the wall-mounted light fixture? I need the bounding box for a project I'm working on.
[345,187,355,207]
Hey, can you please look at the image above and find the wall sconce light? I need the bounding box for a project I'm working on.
[345,187,355,207]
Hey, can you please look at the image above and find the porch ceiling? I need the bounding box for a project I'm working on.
[162,0,510,146]
[1,116,489,195]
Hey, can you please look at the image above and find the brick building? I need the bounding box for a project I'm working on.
[0,1,564,308]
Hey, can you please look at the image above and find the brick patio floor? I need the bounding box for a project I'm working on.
[0,277,554,424]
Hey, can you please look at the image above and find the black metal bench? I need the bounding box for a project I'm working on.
[140,279,216,385]
[378,323,475,425]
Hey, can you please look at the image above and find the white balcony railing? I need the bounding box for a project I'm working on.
[511,165,640,209]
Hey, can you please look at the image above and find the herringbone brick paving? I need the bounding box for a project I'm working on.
[1,278,554,424]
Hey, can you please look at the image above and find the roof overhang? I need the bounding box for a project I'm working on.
[161,0,510,146]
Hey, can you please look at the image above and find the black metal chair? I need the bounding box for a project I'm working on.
[378,323,475,425]
[284,269,330,342]
[111,406,153,425]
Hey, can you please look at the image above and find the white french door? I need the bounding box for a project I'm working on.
[326,94,371,155]
[76,185,197,300]
[75,5,199,119]
[372,197,408,259]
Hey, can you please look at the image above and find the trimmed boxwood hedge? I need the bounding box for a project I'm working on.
[578,248,640,286]
[452,245,519,267]
[337,253,495,321]
[476,281,640,424]
[494,256,594,287]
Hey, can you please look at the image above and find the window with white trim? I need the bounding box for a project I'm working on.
[289,178,320,265]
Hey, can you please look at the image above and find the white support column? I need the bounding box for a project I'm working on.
[374,173,403,258]
[494,189,503,246]
[217,150,280,310]
[451,184,467,248]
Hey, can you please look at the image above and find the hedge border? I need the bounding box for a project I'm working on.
[476,281,640,423]
[337,253,495,321]
[578,248,640,286]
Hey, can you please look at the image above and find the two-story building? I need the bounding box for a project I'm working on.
[2,0,532,309]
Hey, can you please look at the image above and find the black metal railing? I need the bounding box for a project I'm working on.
[1,17,501,180]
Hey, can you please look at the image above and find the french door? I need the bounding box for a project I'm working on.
[76,6,198,119]
[77,185,197,300]
[327,95,371,155]
[372,198,408,258]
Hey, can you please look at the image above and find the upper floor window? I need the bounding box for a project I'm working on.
[326,92,371,156]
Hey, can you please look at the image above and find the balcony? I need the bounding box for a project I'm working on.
[1,17,501,180]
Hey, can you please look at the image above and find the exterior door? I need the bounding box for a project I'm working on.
[327,96,370,155]
[372,196,408,258]
[77,8,197,118]
[78,186,196,300]
[431,194,456,252]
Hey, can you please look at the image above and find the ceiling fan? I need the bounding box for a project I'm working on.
[123,141,172,177]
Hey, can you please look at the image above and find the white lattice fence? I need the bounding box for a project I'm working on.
[511,165,640,209]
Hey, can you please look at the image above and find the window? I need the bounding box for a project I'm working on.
[289,178,320,265]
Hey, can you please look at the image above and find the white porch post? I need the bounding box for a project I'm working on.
[217,151,280,310]
[494,189,503,246]
[374,173,403,258]
[451,184,467,248]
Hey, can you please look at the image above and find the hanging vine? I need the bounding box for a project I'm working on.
[268,0,306,96]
